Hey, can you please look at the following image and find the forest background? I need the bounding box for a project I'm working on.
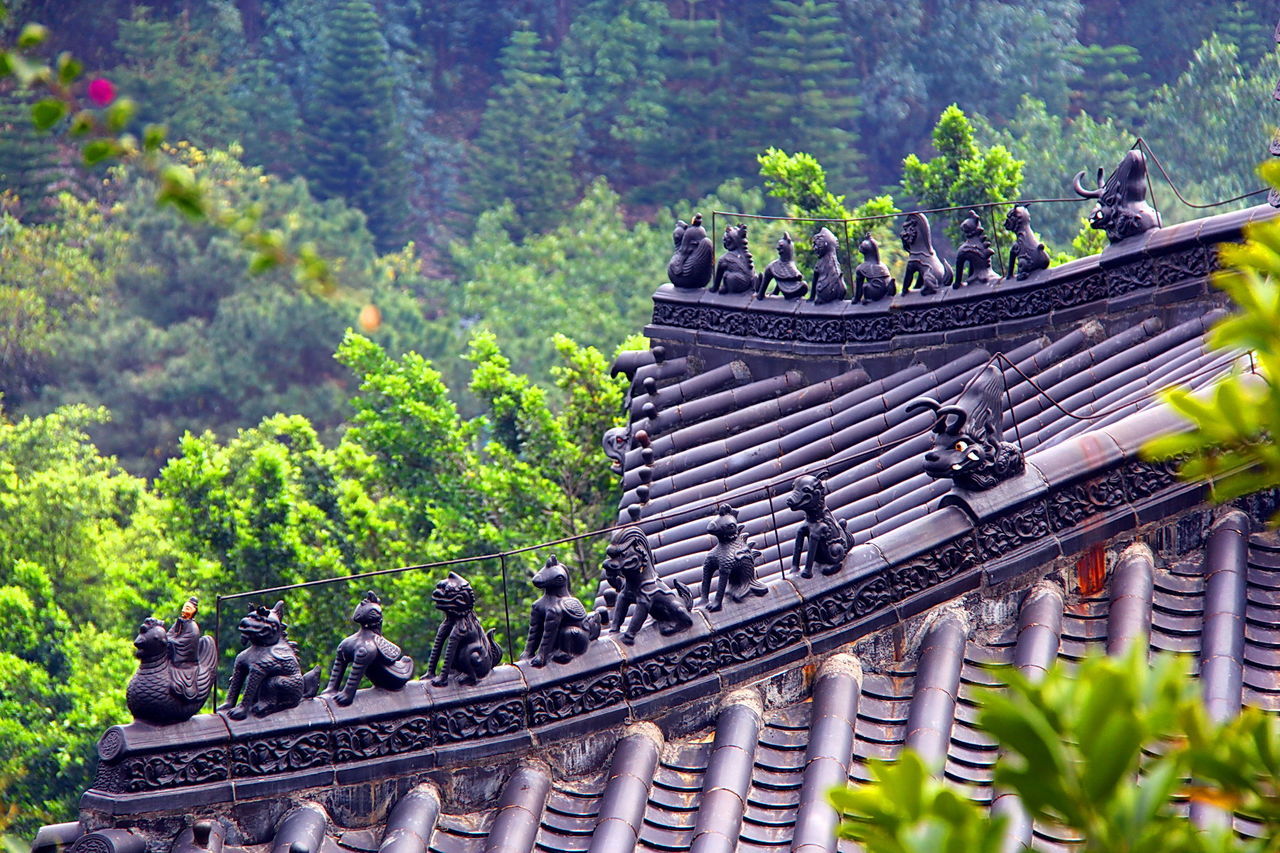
[0,0,1277,838]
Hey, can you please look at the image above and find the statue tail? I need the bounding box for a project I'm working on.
[301,666,321,699]
[486,629,503,667]
[942,259,954,288]
[674,579,694,609]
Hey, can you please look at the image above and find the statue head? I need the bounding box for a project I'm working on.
[1003,205,1032,233]
[532,556,572,593]
[603,526,655,582]
[134,617,169,660]
[722,223,748,252]
[706,504,743,545]
[238,601,287,647]
[776,231,795,261]
[812,227,838,257]
[786,473,830,516]
[900,212,932,251]
[352,591,384,630]
[857,233,879,260]
[961,210,984,239]
[432,572,477,617]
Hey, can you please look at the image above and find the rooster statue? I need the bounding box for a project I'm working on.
[127,597,217,725]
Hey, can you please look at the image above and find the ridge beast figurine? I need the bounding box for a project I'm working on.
[906,363,1024,491]
[322,591,414,706]
[900,212,953,294]
[1003,205,1050,280]
[712,223,756,294]
[954,210,1000,287]
[1073,149,1162,243]
[127,596,217,725]
[786,474,850,578]
[427,572,503,686]
[853,233,895,303]
[809,226,848,303]
[521,556,608,666]
[667,213,714,289]
[701,505,768,611]
[755,230,808,299]
[603,526,695,645]
[218,600,320,720]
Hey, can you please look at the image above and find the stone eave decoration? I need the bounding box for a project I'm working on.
[127,596,217,725]
[711,223,756,294]
[756,230,808,299]
[786,473,851,577]
[217,600,320,720]
[521,556,608,666]
[1073,149,1163,243]
[426,572,503,686]
[809,226,848,303]
[954,210,1000,287]
[906,363,1025,491]
[1003,205,1051,280]
[667,213,714,289]
[321,590,414,706]
[853,232,895,303]
[900,212,954,294]
[701,504,769,611]
[603,525,695,644]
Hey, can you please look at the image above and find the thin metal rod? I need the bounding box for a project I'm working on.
[212,595,221,710]
[766,485,787,580]
[499,553,515,662]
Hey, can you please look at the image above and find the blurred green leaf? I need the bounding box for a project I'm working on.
[29,98,65,130]
[16,22,48,48]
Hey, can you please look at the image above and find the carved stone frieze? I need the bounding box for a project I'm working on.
[430,698,524,744]
[109,747,229,792]
[332,716,431,762]
[230,731,331,777]
[527,672,625,726]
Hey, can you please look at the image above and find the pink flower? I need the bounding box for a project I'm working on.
[87,78,115,107]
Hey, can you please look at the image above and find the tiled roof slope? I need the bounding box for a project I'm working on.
[619,311,1240,589]
[60,511,1279,853]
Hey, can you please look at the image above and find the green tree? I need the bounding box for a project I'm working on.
[468,26,580,235]
[1065,43,1148,128]
[0,89,62,220]
[901,105,1023,243]
[301,0,409,252]
[560,0,670,184]
[744,0,864,195]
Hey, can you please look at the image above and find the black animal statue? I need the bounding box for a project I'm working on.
[521,556,608,666]
[954,210,1000,287]
[602,426,630,476]
[810,227,848,303]
[322,591,414,706]
[905,363,1025,491]
[603,526,695,645]
[127,597,217,725]
[667,213,714,289]
[218,601,320,720]
[900,212,953,294]
[853,233,896,303]
[1073,149,1162,243]
[786,474,851,578]
[426,572,503,686]
[1003,206,1050,280]
[712,223,756,294]
[701,505,768,611]
[755,231,808,299]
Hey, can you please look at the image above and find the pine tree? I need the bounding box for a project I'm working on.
[468,26,581,235]
[1217,0,1272,68]
[301,0,409,252]
[745,0,864,197]
[1066,43,1148,128]
[0,92,62,222]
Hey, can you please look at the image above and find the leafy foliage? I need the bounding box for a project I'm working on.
[834,649,1280,852]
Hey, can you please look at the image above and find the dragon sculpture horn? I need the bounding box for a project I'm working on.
[904,396,943,416]
[934,405,969,434]
[1072,169,1103,199]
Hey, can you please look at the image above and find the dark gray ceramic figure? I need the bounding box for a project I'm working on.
[810,227,848,303]
[954,210,1000,287]
[521,556,608,666]
[602,426,630,475]
[322,591,414,706]
[906,363,1025,491]
[900,212,953,294]
[218,600,320,720]
[755,231,808,299]
[667,213,714,289]
[701,505,768,611]
[603,526,695,645]
[426,572,503,686]
[126,596,217,725]
[786,474,851,578]
[1003,206,1050,280]
[853,233,895,303]
[712,223,756,293]
[1073,149,1162,243]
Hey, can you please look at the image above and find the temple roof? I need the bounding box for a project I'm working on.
[42,201,1280,853]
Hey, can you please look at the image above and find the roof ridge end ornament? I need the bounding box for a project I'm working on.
[1073,149,1162,243]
